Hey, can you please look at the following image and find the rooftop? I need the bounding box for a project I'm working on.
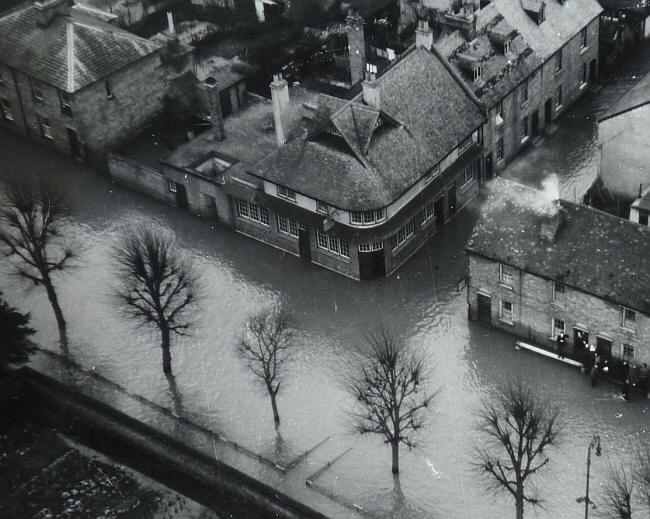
[467,177,650,315]
[254,46,486,210]
[0,1,160,92]
[600,71,650,121]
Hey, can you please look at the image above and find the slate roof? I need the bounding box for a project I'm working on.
[600,72,650,121]
[255,46,486,211]
[467,178,650,315]
[0,3,160,92]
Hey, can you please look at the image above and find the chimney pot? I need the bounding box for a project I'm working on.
[415,19,434,50]
[35,0,69,27]
[167,11,175,34]
[270,74,291,147]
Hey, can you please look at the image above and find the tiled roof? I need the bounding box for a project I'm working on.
[467,178,650,314]
[600,72,650,121]
[0,3,160,92]
[254,46,486,210]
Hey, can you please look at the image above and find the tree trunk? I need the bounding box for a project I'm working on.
[42,274,67,347]
[515,490,524,519]
[269,387,280,424]
[391,439,399,474]
[161,326,172,375]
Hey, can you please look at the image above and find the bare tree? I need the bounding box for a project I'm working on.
[345,329,434,475]
[237,304,294,424]
[0,290,36,371]
[601,464,634,519]
[113,225,198,377]
[474,381,561,519]
[634,446,650,512]
[0,182,75,347]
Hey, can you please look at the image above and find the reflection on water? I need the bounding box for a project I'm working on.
[1,128,648,519]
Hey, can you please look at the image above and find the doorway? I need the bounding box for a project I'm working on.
[447,181,457,216]
[434,194,446,226]
[596,336,612,362]
[298,226,311,260]
[485,153,494,181]
[589,58,597,82]
[573,328,588,363]
[477,294,491,322]
[359,249,386,279]
[175,183,189,210]
[219,90,233,117]
[67,128,81,159]
[545,98,553,125]
[531,110,539,136]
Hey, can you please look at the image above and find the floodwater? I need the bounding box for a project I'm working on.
[1,77,649,518]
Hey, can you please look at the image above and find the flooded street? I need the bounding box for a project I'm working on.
[2,44,650,517]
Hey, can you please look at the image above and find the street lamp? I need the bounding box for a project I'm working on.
[576,434,602,519]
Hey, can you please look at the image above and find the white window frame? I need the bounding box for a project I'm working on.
[277,214,299,238]
[420,201,435,225]
[581,27,588,50]
[552,281,565,300]
[499,299,514,325]
[38,116,53,139]
[622,307,637,332]
[349,208,386,226]
[167,179,177,193]
[390,217,415,251]
[496,137,504,160]
[499,263,515,287]
[316,230,349,258]
[316,200,329,214]
[237,199,269,226]
[520,79,529,105]
[521,116,529,140]
[460,163,475,187]
[552,318,565,337]
[556,85,563,110]
[473,66,482,82]
[580,63,588,87]
[358,241,384,252]
[622,344,635,363]
[424,164,441,184]
[277,185,296,202]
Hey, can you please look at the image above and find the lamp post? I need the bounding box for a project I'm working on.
[578,434,602,519]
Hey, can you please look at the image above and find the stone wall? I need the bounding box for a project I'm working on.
[467,253,649,364]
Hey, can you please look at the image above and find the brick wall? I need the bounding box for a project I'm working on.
[108,153,176,206]
[467,253,649,364]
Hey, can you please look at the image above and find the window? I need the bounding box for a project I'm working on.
[496,137,504,160]
[349,208,386,226]
[0,98,13,121]
[277,214,299,237]
[622,307,636,331]
[424,164,440,184]
[277,185,296,202]
[38,116,52,139]
[552,281,565,300]
[555,49,563,73]
[552,318,565,337]
[359,241,384,252]
[473,66,482,82]
[31,78,44,102]
[499,263,515,286]
[556,85,563,108]
[581,27,588,49]
[458,136,472,156]
[521,116,529,140]
[581,63,587,86]
[499,300,513,324]
[420,201,435,224]
[316,200,329,213]
[460,163,476,186]
[316,230,349,258]
[390,217,415,250]
[105,80,113,99]
[503,40,510,54]
[622,344,635,363]
[237,199,269,226]
[167,179,177,192]
[58,90,72,117]
[520,79,529,104]
[495,101,504,128]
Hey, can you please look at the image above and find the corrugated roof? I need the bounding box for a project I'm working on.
[254,47,486,210]
[467,178,650,314]
[0,3,160,92]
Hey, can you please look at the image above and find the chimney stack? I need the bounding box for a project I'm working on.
[362,63,380,108]
[270,73,290,147]
[204,77,225,142]
[35,0,68,27]
[538,203,565,243]
[166,11,175,34]
[415,19,433,50]
[346,9,366,85]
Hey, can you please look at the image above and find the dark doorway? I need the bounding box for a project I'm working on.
[596,336,612,362]
[485,153,494,181]
[573,328,588,363]
[477,294,491,322]
[640,212,649,226]
[359,249,386,279]
[532,110,539,136]
[67,128,81,159]
[545,98,553,125]
[219,90,233,117]
[298,226,311,260]
[175,183,189,210]
[589,58,597,82]
[447,182,457,216]
[434,194,446,226]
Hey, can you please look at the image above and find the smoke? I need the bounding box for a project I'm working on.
[489,174,561,218]
[540,174,560,204]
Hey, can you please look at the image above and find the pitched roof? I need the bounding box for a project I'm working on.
[0,3,160,92]
[600,72,650,121]
[467,178,650,314]
[254,46,486,210]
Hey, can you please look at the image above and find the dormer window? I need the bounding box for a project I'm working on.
[473,66,482,82]
[277,185,296,202]
[522,0,545,25]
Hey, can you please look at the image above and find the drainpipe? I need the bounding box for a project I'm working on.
[10,66,30,138]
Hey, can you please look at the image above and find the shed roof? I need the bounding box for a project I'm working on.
[467,177,650,315]
[0,2,160,92]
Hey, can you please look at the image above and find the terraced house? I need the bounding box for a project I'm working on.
[428,0,602,177]
[0,0,179,167]
[467,178,650,367]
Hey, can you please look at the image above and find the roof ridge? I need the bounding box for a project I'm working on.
[66,19,74,92]
[71,17,159,47]
[561,198,650,234]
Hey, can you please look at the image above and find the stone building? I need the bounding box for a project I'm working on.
[466,177,650,367]
[0,0,179,167]
[428,0,602,177]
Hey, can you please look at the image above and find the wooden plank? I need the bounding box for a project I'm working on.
[515,341,584,368]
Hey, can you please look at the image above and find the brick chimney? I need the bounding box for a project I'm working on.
[166,11,175,34]
[362,63,380,108]
[346,9,366,85]
[538,202,565,243]
[204,77,225,142]
[35,0,69,27]
[415,19,433,50]
[270,73,290,147]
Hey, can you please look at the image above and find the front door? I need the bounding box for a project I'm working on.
[175,183,189,210]
[532,110,539,136]
[485,153,494,181]
[573,328,588,363]
[359,248,386,279]
[67,128,81,159]
[545,99,553,125]
[589,58,597,82]
[447,182,457,216]
[298,226,311,260]
[596,336,612,363]
[477,294,491,322]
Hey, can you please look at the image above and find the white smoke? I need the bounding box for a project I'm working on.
[540,173,560,204]
[490,174,562,218]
